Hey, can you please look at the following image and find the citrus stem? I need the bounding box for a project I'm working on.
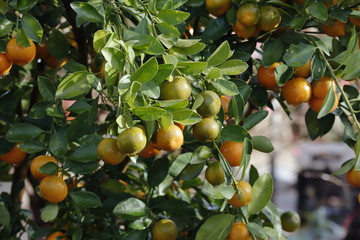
[318,49,360,132]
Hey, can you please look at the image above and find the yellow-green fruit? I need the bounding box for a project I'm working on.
[197,90,221,117]
[281,211,301,232]
[152,219,178,240]
[117,127,147,155]
[160,76,192,100]
[205,161,225,186]
[193,118,219,142]
[97,138,126,165]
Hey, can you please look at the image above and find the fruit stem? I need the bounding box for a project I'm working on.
[318,49,360,132]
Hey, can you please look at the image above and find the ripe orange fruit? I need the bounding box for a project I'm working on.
[205,0,232,17]
[97,138,126,165]
[322,20,346,37]
[46,231,68,240]
[281,211,301,232]
[282,77,311,106]
[152,219,178,240]
[192,118,220,142]
[232,20,257,39]
[6,38,36,66]
[308,94,338,113]
[30,155,58,180]
[0,144,26,166]
[35,43,49,59]
[155,124,183,151]
[205,161,225,186]
[346,168,360,188]
[40,176,68,203]
[197,90,221,117]
[220,141,244,167]
[220,95,231,113]
[257,63,281,90]
[0,53,12,76]
[139,142,160,158]
[160,76,192,100]
[311,76,336,99]
[228,180,252,208]
[227,222,251,240]
[117,127,147,155]
[45,55,68,69]
[236,3,260,27]
[258,6,281,32]
[294,59,311,78]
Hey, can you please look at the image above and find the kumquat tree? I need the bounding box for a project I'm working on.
[1,0,360,239]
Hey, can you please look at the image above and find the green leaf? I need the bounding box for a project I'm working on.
[39,162,59,175]
[174,111,202,125]
[190,146,212,164]
[247,222,268,239]
[148,158,169,187]
[0,202,10,228]
[141,81,160,99]
[202,18,231,42]
[218,60,248,75]
[68,144,98,163]
[179,162,205,181]
[157,9,190,25]
[18,141,45,153]
[129,35,165,55]
[248,173,273,215]
[70,2,104,25]
[229,94,245,125]
[93,30,111,53]
[21,13,43,42]
[274,64,293,87]
[169,152,192,177]
[252,136,274,153]
[210,79,239,96]
[48,29,69,59]
[16,0,37,12]
[195,214,234,240]
[0,18,13,37]
[113,198,147,220]
[311,52,326,80]
[207,41,231,67]
[49,130,68,157]
[177,61,208,74]
[56,72,94,99]
[305,108,335,140]
[342,51,360,80]
[307,2,328,21]
[5,123,44,142]
[156,22,180,37]
[317,86,337,119]
[283,44,316,67]
[69,191,102,209]
[243,110,269,130]
[151,197,195,218]
[41,204,59,222]
[157,99,189,110]
[16,28,31,47]
[131,57,158,83]
[204,67,221,79]
[38,77,56,101]
[289,16,307,30]
[102,47,126,72]
[171,42,206,56]
[129,218,152,230]
[221,125,251,142]
[263,39,284,67]
[333,159,355,176]
[249,86,268,108]
[133,107,166,121]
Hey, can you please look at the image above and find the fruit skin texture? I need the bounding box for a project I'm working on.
[220,141,244,167]
[232,20,256,39]
[205,161,225,186]
[97,138,126,165]
[155,124,183,151]
[258,6,281,32]
[346,168,360,188]
[192,118,220,142]
[197,90,221,117]
[257,63,281,90]
[0,144,26,166]
[282,77,311,106]
[322,20,345,37]
[311,76,335,99]
[139,142,160,158]
[236,3,260,27]
[205,0,232,17]
[6,38,36,66]
[30,155,58,180]
[152,219,178,240]
[228,180,252,208]
[294,59,311,78]
[40,176,68,203]
[160,76,192,100]
[281,211,301,232]
[117,127,147,155]
[308,94,338,113]
[0,53,12,76]
[46,231,68,240]
[227,222,251,240]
